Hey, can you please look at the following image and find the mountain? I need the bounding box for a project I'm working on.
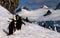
[43,10,51,16]
[17,6,48,22]
[17,7,60,21]
[55,3,60,10]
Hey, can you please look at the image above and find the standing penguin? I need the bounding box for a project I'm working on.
[8,19,16,35]
[16,15,25,30]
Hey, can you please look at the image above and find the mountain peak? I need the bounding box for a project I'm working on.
[43,5,48,9]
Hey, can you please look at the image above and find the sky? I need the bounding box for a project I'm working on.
[15,0,60,12]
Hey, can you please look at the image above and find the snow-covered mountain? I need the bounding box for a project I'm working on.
[0,5,60,38]
[17,6,48,22]
[17,6,60,22]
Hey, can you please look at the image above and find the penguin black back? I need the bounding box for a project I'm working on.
[8,19,15,35]
[16,15,23,30]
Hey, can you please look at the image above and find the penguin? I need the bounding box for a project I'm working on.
[8,19,16,35]
[16,15,25,30]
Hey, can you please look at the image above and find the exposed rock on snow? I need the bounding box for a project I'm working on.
[43,10,51,16]
[55,3,60,10]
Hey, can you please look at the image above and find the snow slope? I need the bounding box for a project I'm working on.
[42,9,60,21]
[0,20,60,38]
[0,5,13,37]
[0,5,60,38]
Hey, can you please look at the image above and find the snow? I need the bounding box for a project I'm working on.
[39,9,60,21]
[42,5,48,9]
[0,5,60,38]
[0,6,13,19]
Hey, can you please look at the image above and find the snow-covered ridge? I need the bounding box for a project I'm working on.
[17,6,48,21]
[17,6,60,21]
